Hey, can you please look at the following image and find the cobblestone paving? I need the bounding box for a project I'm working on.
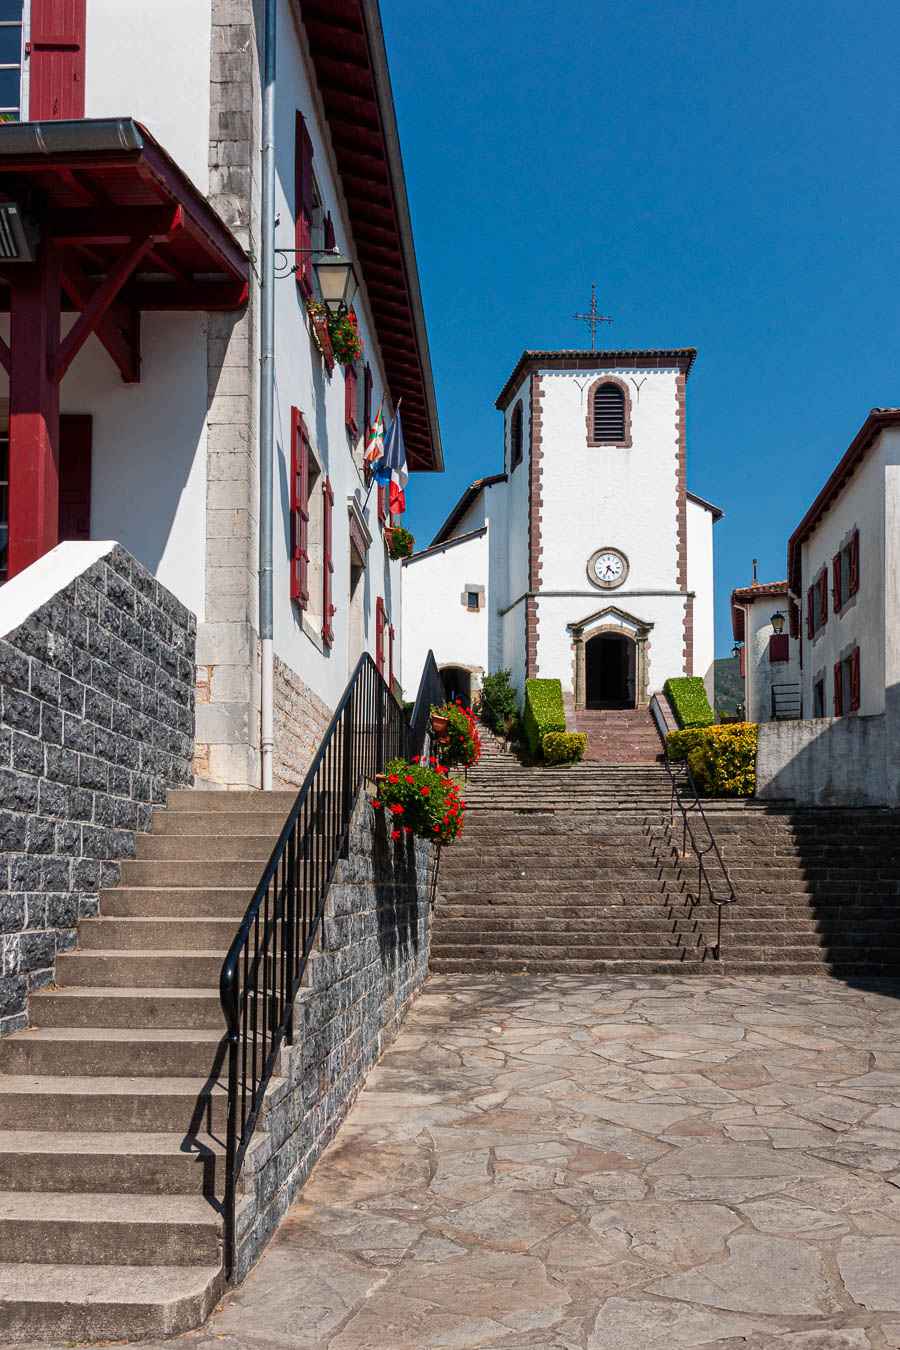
[87,976,900,1348]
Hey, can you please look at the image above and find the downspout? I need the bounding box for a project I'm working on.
[259,0,276,790]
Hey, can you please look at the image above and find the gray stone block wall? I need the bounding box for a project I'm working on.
[234,799,435,1279]
[0,545,196,1035]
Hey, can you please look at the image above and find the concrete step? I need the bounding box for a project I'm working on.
[154,811,287,836]
[0,1130,225,1195]
[55,950,224,988]
[428,956,709,974]
[136,834,277,861]
[0,1261,222,1344]
[29,987,223,1030]
[77,917,241,951]
[120,859,266,887]
[165,789,296,813]
[0,1076,230,1133]
[0,1027,225,1078]
[0,1191,221,1266]
[431,943,703,961]
[100,887,252,918]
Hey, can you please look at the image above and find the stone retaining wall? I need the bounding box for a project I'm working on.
[0,543,196,1035]
[234,799,434,1279]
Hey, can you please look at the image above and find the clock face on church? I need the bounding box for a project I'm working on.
[588,548,628,589]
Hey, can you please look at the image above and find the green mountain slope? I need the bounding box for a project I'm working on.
[714,657,743,715]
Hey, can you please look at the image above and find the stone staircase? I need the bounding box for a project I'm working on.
[0,788,294,1345]
[432,738,900,976]
[562,696,662,763]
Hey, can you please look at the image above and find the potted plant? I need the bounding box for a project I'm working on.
[370,757,465,843]
[328,309,364,365]
[385,525,414,561]
[305,296,335,372]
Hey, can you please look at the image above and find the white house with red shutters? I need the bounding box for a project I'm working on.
[403,348,719,714]
[755,408,900,805]
[730,574,801,724]
[0,0,442,787]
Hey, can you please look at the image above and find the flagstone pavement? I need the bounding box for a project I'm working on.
[51,975,900,1349]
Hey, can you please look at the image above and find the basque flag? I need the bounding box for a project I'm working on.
[375,409,408,514]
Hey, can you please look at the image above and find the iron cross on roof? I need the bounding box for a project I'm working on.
[573,284,613,349]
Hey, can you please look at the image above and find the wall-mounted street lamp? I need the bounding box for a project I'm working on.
[770,611,786,635]
[732,642,742,660]
[273,244,359,316]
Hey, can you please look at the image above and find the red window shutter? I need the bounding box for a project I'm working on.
[295,113,314,297]
[389,624,395,689]
[345,365,358,439]
[833,660,843,716]
[849,530,859,595]
[378,483,388,527]
[322,475,335,646]
[289,408,310,607]
[832,552,842,611]
[789,598,800,640]
[30,0,86,120]
[739,643,745,679]
[818,571,828,627]
[806,586,814,639]
[849,646,860,710]
[375,597,385,674]
[323,211,335,250]
[364,364,373,429]
[57,414,92,542]
[768,634,789,663]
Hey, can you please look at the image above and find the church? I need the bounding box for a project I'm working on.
[402,346,719,715]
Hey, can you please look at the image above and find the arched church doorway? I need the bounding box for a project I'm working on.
[440,666,472,707]
[585,633,636,709]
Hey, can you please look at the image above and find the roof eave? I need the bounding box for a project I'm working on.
[494,348,698,411]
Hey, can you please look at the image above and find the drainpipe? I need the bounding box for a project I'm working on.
[259,0,276,790]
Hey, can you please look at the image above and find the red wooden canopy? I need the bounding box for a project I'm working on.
[0,119,249,577]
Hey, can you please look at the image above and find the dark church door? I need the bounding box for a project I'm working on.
[585,633,633,709]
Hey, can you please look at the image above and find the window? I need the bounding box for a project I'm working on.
[833,660,844,716]
[290,408,311,608]
[30,0,86,120]
[0,1,24,122]
[345,364,358,440]
[295,113,314,297]
[807,569,828,638]
[849,646,860,711]
[510,401,523,469]
[588,379,628,445]
[834,531,859,613]
[813,677,825,718]
[769,634,789,663]
[467,592,479,610]
[848,530,859,596]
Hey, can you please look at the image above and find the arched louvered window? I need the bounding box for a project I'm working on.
[591,381,626,442]
[510,401,523,468]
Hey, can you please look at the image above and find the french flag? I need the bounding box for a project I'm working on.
[375,409,408,515]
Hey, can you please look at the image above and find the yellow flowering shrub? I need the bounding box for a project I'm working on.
[666,723,758,797]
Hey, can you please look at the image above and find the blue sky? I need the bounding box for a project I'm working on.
[380,0,900,657]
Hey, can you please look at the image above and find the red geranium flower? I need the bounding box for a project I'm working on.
[390,804,404,815]
[388,774,399,784]
[391,829,401,840]
[421,786,430,796]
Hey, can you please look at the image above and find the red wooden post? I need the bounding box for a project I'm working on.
[7,243,61,578]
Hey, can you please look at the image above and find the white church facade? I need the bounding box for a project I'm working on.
[403,348,719,712]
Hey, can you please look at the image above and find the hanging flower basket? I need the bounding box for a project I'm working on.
[385,525,414,561]
[305,297,335,373]
[328,310,364,365]
[430,713,449,735]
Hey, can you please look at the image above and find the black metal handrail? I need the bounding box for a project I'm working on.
[408,650,444,761]
[219,651,439,1276]
[657,752,736,959]
[771,682,801,720]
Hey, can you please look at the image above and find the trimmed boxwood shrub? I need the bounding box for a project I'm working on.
[523,678,566,755]
[663,676,714,729]
[666,724,758,796]
[542,731,587,764]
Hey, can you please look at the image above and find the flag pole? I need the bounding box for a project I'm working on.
[362,397,401,511]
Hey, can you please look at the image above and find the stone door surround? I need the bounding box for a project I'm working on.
[568,604,653,710]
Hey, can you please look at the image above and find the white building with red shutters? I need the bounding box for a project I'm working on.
[403,348,719,712]
[755,408,900,805]
[0,0,442,787]
[730,575,801,724]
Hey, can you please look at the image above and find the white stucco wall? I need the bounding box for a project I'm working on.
[504,378,530,610]
[686,497,715,701]
[800,438,886,717]
[84,0,211,192]
[401,531,490,696]
[740,595,800,724]
[0,313,209,620]
[756,714,893,806]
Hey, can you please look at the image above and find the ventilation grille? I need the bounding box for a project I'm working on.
[592,383,626,441]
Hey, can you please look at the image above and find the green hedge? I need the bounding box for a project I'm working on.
[663,676,714,729]
[523,678,566,754]
[666,724,758,796]
[542,731,587,764]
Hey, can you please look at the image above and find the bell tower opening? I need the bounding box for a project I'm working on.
[585,633,636,709]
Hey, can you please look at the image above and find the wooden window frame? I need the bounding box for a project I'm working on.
[832,551,842,612]
[817,570,828,628]
[295,113,314,298]
[290,408,310,608]
[848,530,859,596]
[833,660,843,717]
[849,646,860,711]
[345,364,359,440]
[586,376,631,448]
